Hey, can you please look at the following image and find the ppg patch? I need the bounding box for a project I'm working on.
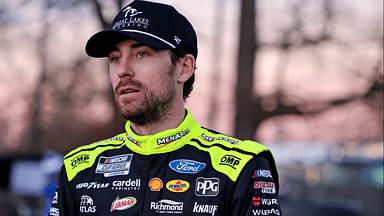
[195,177,219,197]
[95,154,133,177]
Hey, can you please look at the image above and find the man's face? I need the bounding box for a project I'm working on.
[108,39,177,125]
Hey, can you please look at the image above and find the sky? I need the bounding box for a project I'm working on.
[0,0,382,153]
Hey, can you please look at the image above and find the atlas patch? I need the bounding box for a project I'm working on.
[80,195,96,213]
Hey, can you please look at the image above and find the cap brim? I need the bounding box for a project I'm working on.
[85,30,174,58]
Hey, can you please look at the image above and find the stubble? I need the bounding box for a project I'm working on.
[114,66,176,126]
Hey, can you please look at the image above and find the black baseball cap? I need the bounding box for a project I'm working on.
[85,0,198,59]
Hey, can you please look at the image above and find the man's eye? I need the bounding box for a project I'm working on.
[137,52,147,58]
[110,56,120,62]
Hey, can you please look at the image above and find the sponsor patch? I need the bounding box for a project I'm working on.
[112,179,141,191]
[126,133,141,146]
[110,196,137,212]
[94,136,124,144]
[254,181,275,189]
[254,181,276,194]
[252,209,280,216]
[149,178,163,191]
[253,197,260,206]
[76,182,109,190]
[112,6,149,30]
[52,192,58,204]
[261,198,278,206]
[71,154,90,169]
[150,199,183,214]
[201,133,239,144]
[169,159,206,174]
[253,170,272,178]
[193,202,218,216]
[219,155,241,169]
[95,154,133,177]
[80,195,96,213]
[195,177,219,197]
[261,188,276,194]
[166,180,190,193]
[157,129,190,146]
[48,207,59,216]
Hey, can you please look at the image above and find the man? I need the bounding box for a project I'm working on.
[49,1,282,215]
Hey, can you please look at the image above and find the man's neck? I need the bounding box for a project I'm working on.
[129,106,186,136]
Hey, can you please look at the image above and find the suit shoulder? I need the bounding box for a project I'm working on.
[63,133,126,182]
[64,134,125,159]
[197,127,270,154]
[190,128,272,182]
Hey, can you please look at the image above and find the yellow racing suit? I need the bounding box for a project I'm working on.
[48,109,281,216]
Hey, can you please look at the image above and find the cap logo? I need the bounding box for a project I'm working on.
[174,36,181,44]
[86,1,197,59]
[112,6,149,30]
[123,6,142,17]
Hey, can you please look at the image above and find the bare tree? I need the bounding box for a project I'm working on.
[235,0,382,142]
[207,0,226,128]
[0,0,131,154]
[235,0,258,140]
[235,0,301,140]
[40,0,129,153]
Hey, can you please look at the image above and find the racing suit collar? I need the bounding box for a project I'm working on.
[124,109,200,155]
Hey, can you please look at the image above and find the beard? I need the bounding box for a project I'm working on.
[114,68,176,126]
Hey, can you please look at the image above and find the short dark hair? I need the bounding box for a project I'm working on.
[170,49,195,99]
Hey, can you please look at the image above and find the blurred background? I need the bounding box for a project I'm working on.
[0,0,382,215]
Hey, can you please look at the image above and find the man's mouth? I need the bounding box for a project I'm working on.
[122,89,139,94]
[115,78,143,96]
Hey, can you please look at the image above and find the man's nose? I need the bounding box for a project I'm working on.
[116,56,135,78]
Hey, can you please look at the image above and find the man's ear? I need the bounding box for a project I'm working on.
[177,54,195,83]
